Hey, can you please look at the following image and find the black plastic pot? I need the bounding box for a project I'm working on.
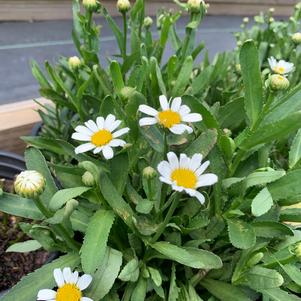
[0,151,25,180]
[31,122,43,137]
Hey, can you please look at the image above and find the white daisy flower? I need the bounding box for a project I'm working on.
[157,152,218,204]
[268,57,294,75]
[72,114,129,160]
[37,267,93,301]
[138,95,202,135]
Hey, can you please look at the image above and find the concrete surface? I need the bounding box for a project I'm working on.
[0,16,245,105]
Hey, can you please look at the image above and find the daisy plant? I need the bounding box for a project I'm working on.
[3,1,301,301]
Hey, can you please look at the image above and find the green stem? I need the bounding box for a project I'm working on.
[151,194,180,243]
[87,10,93,51]
[34,198,79,251]
[122,12,127,62]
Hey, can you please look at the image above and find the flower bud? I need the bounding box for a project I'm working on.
[82,171,95,187]
[143,166,157,179]
[235,64,241,73]
[68,56,81,70]
[117,0,131,13]
[83,0,98,10]
[269,17,275,23]
[120,86,136,101]
[294,242,301,260]
[187,0,203,13]
[292,32,301,44]
[144,16,153,28]
[243,17,249,23]
[269,7,275,14]
[14,170,45,199]
[269,74,290,91]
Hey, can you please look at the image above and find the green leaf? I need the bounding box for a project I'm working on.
[25,147,57,206]
[252,221,294,238]
[131,277,147,301]
[88,247,123,300]
[246,169,286,188]
[109,153,129,194]
[171,56,193,96]
[239,40,263,127]
[281,264,301,287]
[240,111,301,150]
[118,258,140,282]
[49,187,91,211]
[148,267,162,287]
[99,172,134,229]
[0,193,42,220]
[268,169,301,201]
[6,240,42,253]
[289,129,301,169]
[280,208,301,223]
[110,61,124,93]
[151,242,222,269]
[200,279,252,301]
[239,266,283,290]
[261,288,301,301]
[252,188,273,217]
[185,129,218,158]
[192,65,213,95]
[1,253,80,301]
[168,264,180,301]
[80,210,115,274]
[139,126,164,153]
[227,219,256,249]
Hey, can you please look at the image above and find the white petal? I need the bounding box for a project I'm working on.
[189,154,203,171]
[109,139,126,147]
[172,184,184,192]
[186,188,196,196]
[181,113,202,123]
[77,274,93,291]
[81,297,93,301]
[75,143,95,154]
[104,114,116,127]
[72,132,91,142]
[112,127,130,138]
[102,146,114,160]
[63,267,73,283]
[96,117,104,129]
[170,124,192,135]
[139,104,158,116]
[179,154,189,169]
[195,161,210,176]
[159,176,172,185]
[171,97,182,112]
[179,105,191,116]
[85,120,98,132]
[106,119,122,132]
[268,56,276,69]
[53,268,64,287]
[159,95,169,110]
[37,289,56,300]
[167,152,179,170]
[157,161,171,178]
[139,117,157,127]
[93,147,102,154]
[196,174,218,188]
[194,191,205,204]
[75,125,93,136]
[71,271,79,284]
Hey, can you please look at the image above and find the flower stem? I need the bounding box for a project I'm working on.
[151,194,180,243]
[34,197,80,251]
[122,12,127,62]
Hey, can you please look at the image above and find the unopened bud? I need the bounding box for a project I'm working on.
[243,17,249,23]
[68,56,81,70]
[294,242,301,260]
[235,64,241,73]
[269,74,290,90]
[144,16,153,28]
[117,0,131,13]
[83,0,98,10]
[143,166,157,179]
[82,171,95,187]
[269,7,275,14]
[292,32,301,44]
[187,0,203,13]
[120,86,136,101]
[14,170,45,199]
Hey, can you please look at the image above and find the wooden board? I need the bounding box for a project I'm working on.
[0,0,297,21]
[0,99,49,154]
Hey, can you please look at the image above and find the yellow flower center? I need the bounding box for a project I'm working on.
[274,66,285,74]
[91,129,112,146]
[171,168,197,189]
[158,110,181,128]
[56,284,82,301]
